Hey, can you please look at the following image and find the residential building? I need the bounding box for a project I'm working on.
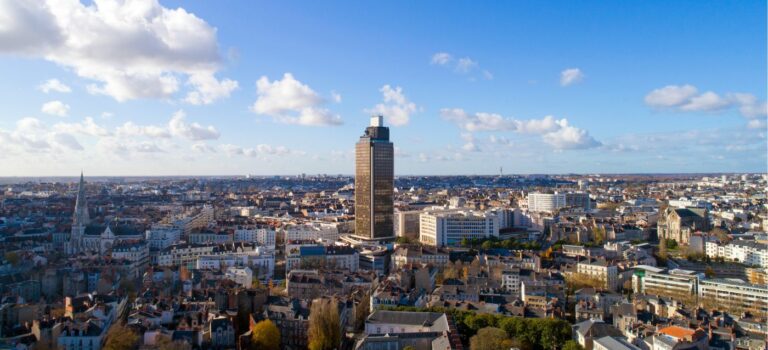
[419,208,499,247]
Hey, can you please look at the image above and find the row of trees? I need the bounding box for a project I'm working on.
[460,237,542,251]
[385,306,575,350]
[469,327,584,350]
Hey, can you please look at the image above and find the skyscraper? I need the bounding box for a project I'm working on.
[355,115,394,240]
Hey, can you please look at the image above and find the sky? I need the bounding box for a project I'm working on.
[0,0,766,176]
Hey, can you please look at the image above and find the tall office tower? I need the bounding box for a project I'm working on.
[355,115,394,240]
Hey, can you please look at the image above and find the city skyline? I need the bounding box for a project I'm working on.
[0,1,766,176]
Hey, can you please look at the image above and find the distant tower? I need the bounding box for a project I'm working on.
[355,115,394,240]
[70,171,90,254]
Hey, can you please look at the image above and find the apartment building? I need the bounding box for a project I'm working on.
[632,266,702,301]
[698,278,768,315]
[419,209,499,247]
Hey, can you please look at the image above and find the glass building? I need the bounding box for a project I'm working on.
[355,115,394,240]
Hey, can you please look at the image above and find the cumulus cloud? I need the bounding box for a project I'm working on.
[645,84,699,107]
[250,73,342,126]
[54,117,111,136]
[168,110,220,141]
[440,108,515,132]
[365,85,418,126]
[184,72,239,105]
[441,108,601,150]
[41,100,70,117]
[644,85,768,128]
[116,121,170,138]
[38,79,71,93]
[431,52,452,65]
[430,52,492,80]
[560,68,585,86]
[0,0,236,103]
[0,117,85,152]
[540,120,601,149]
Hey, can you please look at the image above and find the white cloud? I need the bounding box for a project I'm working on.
[366,85,418,127]
[460,133,480,152]
[729,93,768,118]
[184,72,239,105]
[442,108,601,150]
[191,143,216,153]
[540,120,601,149]
[645,84,699,107]
[38,79,71,93]
[0,117,88,152]
[220,143,293,158]
[54,117,111,136]
[51,132,83,150]
[169,110,220,141]
[250,73,342,126]
[41,100,70,117]
[644,85,768,129]
[560,68,585,87]
[514,115,562,134]
[430,52,491,80]
[679,91,731,112]
[331,91,342,103]
[456,57,478,73]
[431,52,452,65]
[0,0,236,103]
[440,108,515,132]
[116,121,170,138]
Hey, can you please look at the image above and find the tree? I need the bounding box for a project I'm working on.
[470,327,513,350]
[704,266,715,278]
[145,336,192,350]
[251,319,280,350]
[658,238,668,262]
[308,298,341,350]
[481,240,494,250]
[562,340,585,350]
[353,291,371,331]
[103,323,139,350]
[4,252,19,266]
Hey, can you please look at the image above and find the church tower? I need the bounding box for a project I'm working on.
[70,171,89,254]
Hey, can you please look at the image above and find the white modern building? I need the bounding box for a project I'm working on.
[527,193,567,213]
[698,278,768,314]
[145,225,181,251]
[419,209,499,247]
[632,266,702,300]
[705,240,768,268]
[282,222,340,242]
[225,266,253,288]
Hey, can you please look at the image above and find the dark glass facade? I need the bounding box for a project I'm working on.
[355,118,394,240]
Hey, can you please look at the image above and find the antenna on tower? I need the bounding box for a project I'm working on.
[500,167,503,177]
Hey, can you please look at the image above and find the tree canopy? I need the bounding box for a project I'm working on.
[251,319,280,350]
[308,298,341,350]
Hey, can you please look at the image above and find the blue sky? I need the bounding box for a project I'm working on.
[0,0,765,176]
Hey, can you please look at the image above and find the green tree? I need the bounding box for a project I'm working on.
[3,252,19,266]
[251,319,280,350]
[308,298,341,350]
[562,340,585,350]
[481,240,494,250]
[103,324,139,350]
[469,327,512,350]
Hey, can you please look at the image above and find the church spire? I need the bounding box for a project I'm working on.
[73,171,89,227]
